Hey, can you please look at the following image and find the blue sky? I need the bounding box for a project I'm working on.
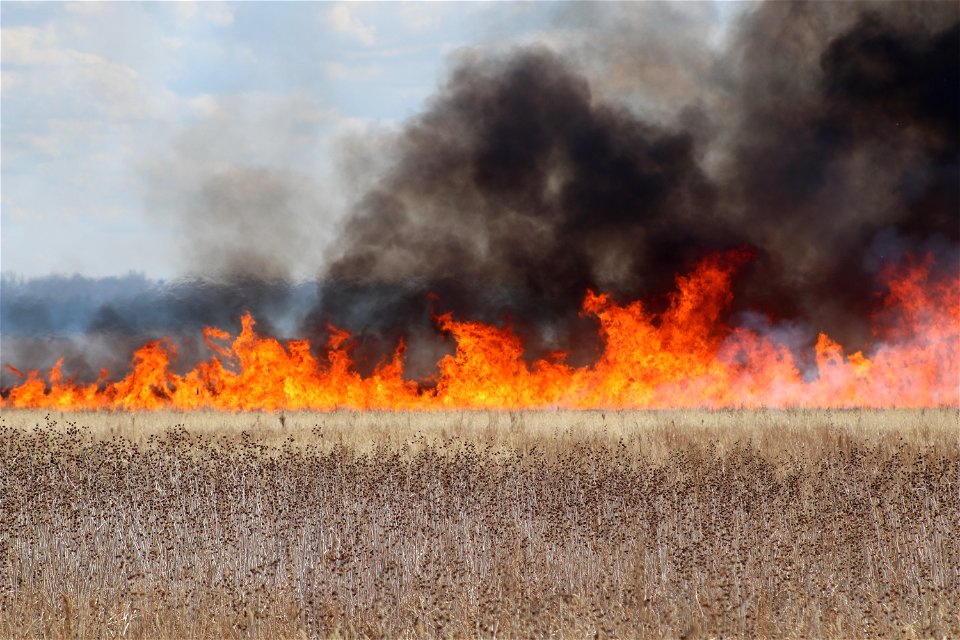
[1,1,734,279]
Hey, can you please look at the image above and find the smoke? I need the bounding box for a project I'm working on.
[311,1,958,372]
[0,274,316,386]
[138,92,345,282]
[4,1,958,383]
[174,168,323,281]
[311,47,728,372]
[715,2,959,345]
[546,1,732,124]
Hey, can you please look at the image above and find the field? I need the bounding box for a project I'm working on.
[1,409,957,639]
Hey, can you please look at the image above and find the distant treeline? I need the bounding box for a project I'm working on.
[1,273,317,337]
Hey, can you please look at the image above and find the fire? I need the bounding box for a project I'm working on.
[3,251,958,410]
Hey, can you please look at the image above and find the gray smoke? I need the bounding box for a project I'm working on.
[1,274,316,387]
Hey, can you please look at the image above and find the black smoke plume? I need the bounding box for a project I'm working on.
[312,1,958,374]
[312,47,727,373]
[716,2,959,346]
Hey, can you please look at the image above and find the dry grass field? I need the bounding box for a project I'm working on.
[1,408,957,638]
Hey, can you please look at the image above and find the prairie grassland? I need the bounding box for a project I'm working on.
[0,409,957,638]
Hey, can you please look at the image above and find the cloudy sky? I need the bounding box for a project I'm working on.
[1,1,739,280]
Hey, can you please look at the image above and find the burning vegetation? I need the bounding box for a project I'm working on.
[2,3,958,410]
[3,250,957,410]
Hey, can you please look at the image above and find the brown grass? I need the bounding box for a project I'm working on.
[1,409,957,638]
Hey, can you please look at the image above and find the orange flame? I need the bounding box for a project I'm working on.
[3,251,957,410]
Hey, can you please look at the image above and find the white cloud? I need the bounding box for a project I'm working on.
[188,94,221,117]
[329,4,376,46]
[172,2,235,27]
[3,26,87,65]
[396,4,442,32]
[161,35,186,52]
[2,25,138,78]
[64,2,108,16]
[203,4,235,27]
[1,26,153,120]
[21,133,62,158]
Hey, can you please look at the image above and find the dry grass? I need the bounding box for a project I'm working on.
[1,409,957,638]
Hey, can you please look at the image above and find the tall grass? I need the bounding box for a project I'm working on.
[1,409,957,638]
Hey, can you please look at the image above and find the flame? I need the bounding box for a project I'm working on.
[3,251,957,410]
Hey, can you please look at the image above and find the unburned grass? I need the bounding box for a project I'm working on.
[0,409,957,638]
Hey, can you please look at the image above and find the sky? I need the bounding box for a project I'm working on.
[1,1,740,280]
[0,2,475,278]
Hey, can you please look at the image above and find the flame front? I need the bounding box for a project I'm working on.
[4,251,957,410]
